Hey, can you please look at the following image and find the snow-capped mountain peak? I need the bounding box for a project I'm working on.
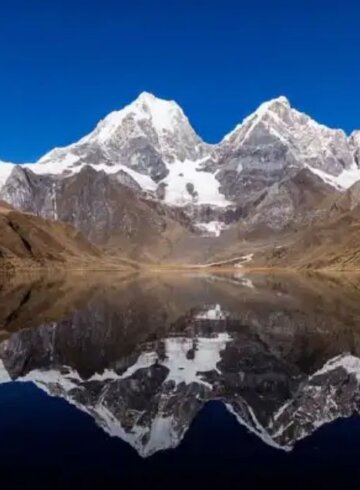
[36,91,208,180]
[222,95,290,143]
[79,91,192,146]
[222,94,342,147]
[2,93,360,230]
[26,92,228,208]
[221,95,358,184]
[131,91,185,131]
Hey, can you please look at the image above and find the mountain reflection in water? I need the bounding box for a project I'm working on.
[1,271,360,488]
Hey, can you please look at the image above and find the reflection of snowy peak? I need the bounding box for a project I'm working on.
[11,333,230,457]
[3,326,360,457]
[271,354,360,447]
[31,353,360,456]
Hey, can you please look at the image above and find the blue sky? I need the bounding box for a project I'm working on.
[1,0,360,162]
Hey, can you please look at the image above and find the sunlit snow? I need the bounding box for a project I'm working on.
[195,220,228,237]
[0,162,19,188]
[162,158,230,207]
[307,163,360,190]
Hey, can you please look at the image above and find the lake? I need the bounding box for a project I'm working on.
[1,271,360,489]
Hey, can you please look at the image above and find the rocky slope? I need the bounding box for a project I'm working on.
[0,201,103,271]
[0,164,193,261]
[259,180,360,269]
[1,93,360,264]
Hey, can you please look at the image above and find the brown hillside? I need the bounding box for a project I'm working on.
[0,202,104,271]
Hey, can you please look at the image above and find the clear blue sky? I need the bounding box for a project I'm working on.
[1,0,360,162]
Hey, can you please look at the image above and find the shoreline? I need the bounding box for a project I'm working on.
[2,260,360,275]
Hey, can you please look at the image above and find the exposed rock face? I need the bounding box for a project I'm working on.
[0,166,58,220]
[349,130,360,166]
[2,272,360,456]
[220,96,354,178]
[200,97,355,221]
[1,92,360,256]
[259,178,360,269]
[0,165,193,260]
[240,168,338,233]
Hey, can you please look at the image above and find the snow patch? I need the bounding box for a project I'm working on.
[162,158,231,207]
[307,163,360,190]
[234,253,254,267]
[195,221,228,237]
[26,159,157,192]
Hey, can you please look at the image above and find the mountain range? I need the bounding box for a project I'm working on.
[2,92,360,267]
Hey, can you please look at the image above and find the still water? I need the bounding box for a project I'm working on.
[1,271,360,489]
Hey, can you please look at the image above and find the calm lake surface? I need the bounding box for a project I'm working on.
[1,271,360,489]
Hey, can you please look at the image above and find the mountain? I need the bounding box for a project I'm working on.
[219,96,356,191]
[259,179,360,269]
[0,200,104,271]
[38,91,211,183]
[1,93,360,264]
[1,92,223,210]
[232,167,338,235]
[0,164,193,261]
